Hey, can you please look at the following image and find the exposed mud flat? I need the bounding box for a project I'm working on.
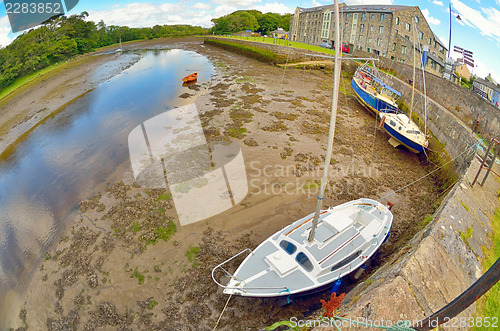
[6,38,445,330]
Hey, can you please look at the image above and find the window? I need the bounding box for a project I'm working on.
[367,47,371,52]
[381,14,385,21]
[393,43,396,51]
[415,16,419,23]
[354,13,358,19]
[360,24,364,32]
[330,251,362,271]
[369,37,372,43]
[434,40,437,48]
[391,55,395,60]
[401,45,407,54]
[370,25,374,31]
[371,14,375,20]
[431,61,437,69]
[439,46,444,54]
[280,240,297,255]
[405,22,410,31]
[379,26,384,33]
[429,38,432,45]
[419,31,423,39]
[296,252,314,272]
[395,29,398,37]
[362,13,366,21]
[405,35,409,40]
[346,13,350,19]
[377,38,382,46]
[359,35,363,42]
[395,16,400,25]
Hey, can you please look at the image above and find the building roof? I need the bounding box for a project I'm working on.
[431,32,447,50]
[427,52,445,67]
[474,77,500,92]
[342,5,409,13]
[297,4,409,14]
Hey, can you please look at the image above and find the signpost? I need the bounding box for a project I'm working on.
[454,46,474,86]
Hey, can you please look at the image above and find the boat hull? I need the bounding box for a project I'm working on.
[182,73,197,83]
[350,78,396,116]
[383,122,425,153]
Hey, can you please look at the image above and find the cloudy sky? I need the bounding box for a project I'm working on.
[0,0,499,81]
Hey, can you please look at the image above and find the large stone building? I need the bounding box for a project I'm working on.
[290,4,447,76]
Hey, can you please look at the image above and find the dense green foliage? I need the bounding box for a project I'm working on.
[0,13,208,91]
[210,10,291,35]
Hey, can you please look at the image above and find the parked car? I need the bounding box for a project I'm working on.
[320,42,331,48]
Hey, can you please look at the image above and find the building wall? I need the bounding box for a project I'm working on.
[291,5,447,77]
[385,6,445,77]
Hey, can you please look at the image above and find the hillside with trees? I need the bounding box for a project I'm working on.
[0,13,208,91]
[210,10,291,35]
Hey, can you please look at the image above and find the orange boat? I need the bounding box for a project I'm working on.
[182,72,197,83]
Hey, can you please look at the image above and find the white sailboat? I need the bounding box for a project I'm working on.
[211,0,393,298]
[116,36,123,53]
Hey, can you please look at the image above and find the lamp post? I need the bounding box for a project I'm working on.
[448,2,462,58]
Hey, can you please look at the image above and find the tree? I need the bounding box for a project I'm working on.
[279,14,291,31]
[257,13,281,35]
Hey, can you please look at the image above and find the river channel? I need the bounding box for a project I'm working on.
[0,49,215,313]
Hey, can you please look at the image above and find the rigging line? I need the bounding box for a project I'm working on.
[379,140,480,201]
[213,293,233,331]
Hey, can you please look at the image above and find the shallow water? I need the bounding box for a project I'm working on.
[0,49,214,310]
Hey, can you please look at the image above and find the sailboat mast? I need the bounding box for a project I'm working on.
[409,23,416,123]
[308,0,342,243]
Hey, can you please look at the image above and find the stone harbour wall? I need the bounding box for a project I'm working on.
[353,49,500,140]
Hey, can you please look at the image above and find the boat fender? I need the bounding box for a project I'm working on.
[330,278,342,294]
[383,230,391,244]
[379,115,386,128]
[353,264,367,279]
[387,201,394,210]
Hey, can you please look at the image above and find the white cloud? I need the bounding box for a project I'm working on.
[212,0,260,6]
[422,8,441,26]
[192,2,212,10]
[451,0,500,43]
[344,0,392,4]
[254,2,293,14]
[473,57,500,83]
[0,15,13,48]
[432,0,444,6]
[213,4,237,17]
[87,3,192,27]
[312,0,323,7]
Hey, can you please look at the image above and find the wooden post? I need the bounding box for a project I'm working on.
[480,140,500,187]
[412,257,500,331]
[471,137,494,186]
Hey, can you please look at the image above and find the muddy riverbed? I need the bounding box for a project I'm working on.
[5,38,445,330]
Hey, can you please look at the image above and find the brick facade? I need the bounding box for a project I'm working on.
[290,4,447,77]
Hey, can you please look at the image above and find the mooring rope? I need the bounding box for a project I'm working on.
[213,293,233,331]
[379,140,480,201]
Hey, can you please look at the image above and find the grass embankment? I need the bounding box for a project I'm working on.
[475,189,500,329]
[210,35,337,56]
[205,38,285,64]
[0,62,68,102]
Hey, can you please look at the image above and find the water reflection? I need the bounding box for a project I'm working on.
[0,49,214,313]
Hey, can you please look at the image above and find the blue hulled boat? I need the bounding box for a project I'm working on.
[379,112,428,153]
[351,62,401,116]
